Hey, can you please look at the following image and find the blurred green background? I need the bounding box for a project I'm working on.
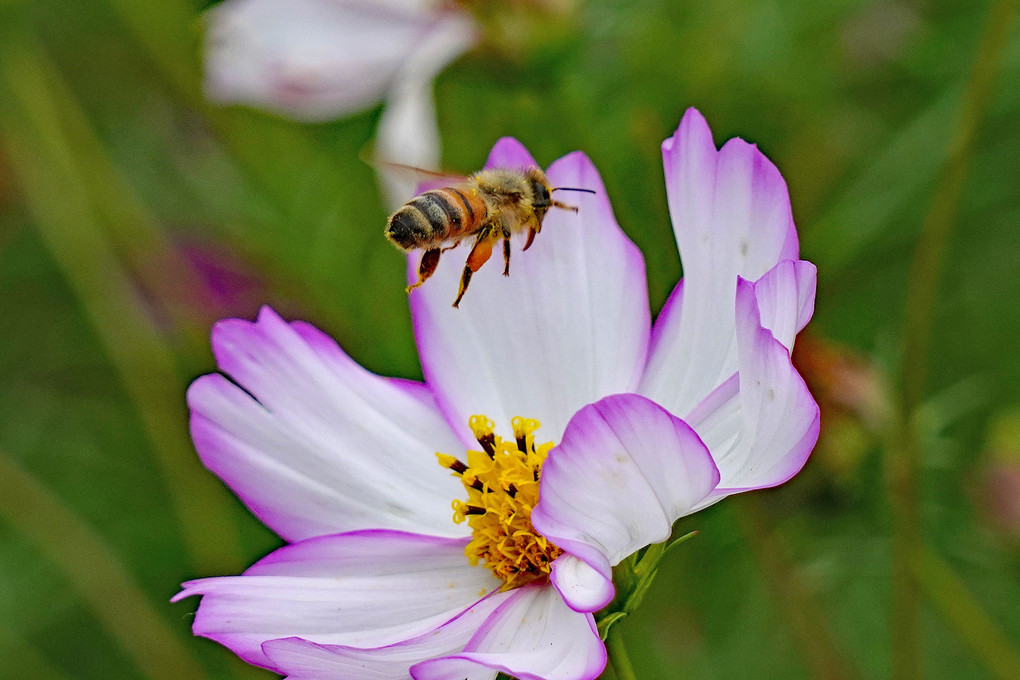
[1,0,1019,678]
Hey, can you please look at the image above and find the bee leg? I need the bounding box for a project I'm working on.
[552,200,579,213]
[453,232,494,308]
[441,240,461,252]
[523,227,538,251]
[501,226,511,276]
[406,248,441,293]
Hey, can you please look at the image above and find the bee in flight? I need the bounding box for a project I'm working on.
[385,165,595,307]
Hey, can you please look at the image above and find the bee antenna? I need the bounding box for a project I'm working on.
[551,187,597,195]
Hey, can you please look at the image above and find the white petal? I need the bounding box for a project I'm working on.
[641,108,800,419]
[172,531,501,671]
[410,147,650,442]
[548,554,612,614]
[689,279,820,496]
[262,591,510,680]
[204,0,467,121]
[530,394,719,610]
[751,259,816,352]
[189,307,466,541]
[411,584,606,680]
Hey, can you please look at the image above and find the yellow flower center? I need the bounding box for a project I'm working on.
[437,415,563,590]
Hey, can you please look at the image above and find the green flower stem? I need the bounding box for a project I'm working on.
[890,0,1018,678]
[605,624,638,680]
[595,533,700,678]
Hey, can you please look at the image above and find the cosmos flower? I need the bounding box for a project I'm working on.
[173,109,819,679]
[204,0,478,205]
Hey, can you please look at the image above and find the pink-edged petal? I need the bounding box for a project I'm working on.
[751,259,816,352]
[189,306,466,542]
[262,591,511,679]
[484,136,541,170]
[689,279,820,496]
[548,555,612,614]
[204,0,466,122]
[172,530,500,671]
[641,108,800,419]
[647,277,683,361]
[531,394,719,612]
[411,583,606,680]
[411,149,650,443]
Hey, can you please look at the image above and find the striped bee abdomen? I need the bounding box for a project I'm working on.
[385,186,486,250]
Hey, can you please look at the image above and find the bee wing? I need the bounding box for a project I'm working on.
[360,143,468,192]
[376,161,469,184]
[379,162,469,195]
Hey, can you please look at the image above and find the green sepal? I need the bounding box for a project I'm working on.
[593,530,700,639]
[596,610,628,640]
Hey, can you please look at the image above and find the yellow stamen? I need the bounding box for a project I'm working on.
[436,415,562,590]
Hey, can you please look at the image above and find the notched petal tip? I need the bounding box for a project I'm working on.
[662,106,713,156]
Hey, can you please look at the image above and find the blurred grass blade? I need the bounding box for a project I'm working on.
[805,90,959,274]
[899,0,1019,417]
[0,626,75,680]
[916,547,1020,680]
[25,38,218,352]
[735,496,858,680]
[99,0,425,366]
[888,0,1019,678]
[100,0,352,207]
[0,31,242,574]
[0,453,212,680]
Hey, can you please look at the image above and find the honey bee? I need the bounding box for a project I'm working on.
[385,166,595,307]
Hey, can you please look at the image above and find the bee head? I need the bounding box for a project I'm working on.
[525,167,595,222]
[525,168,554,214]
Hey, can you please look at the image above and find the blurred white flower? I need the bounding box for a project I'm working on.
[204,0,478,205]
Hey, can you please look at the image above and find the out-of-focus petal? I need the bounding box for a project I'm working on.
[689,279,820,497]
[411,148,650,443]
[262,591,510,679]
[411,583,606,680]
[485,137,542,172]
[204,0,467,121]
[375,77,440,209]
[531,394,719,611]
[641,108,799,418]
[172,530,500,671]
[188,306,466,542]
[375,10,477,207]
